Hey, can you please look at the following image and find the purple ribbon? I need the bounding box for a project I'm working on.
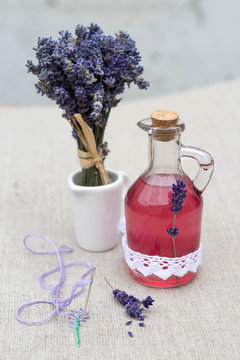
[16,233,92,325]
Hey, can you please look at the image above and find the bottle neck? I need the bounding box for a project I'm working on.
[148,133,181,174]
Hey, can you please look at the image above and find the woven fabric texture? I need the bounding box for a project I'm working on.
[0,79,240,360]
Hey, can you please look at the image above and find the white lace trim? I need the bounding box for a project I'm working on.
[122,234,201,280]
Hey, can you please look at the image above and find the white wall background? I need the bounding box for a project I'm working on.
[1,0,240,105]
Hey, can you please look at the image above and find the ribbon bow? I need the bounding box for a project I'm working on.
[71,114,110,185]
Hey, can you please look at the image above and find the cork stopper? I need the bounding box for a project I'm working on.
[150,110,179,141]
[150,110,179,127]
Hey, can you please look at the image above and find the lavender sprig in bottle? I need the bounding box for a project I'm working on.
[167,179,187,287]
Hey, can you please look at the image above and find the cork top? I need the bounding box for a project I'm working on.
[150,110,179,128]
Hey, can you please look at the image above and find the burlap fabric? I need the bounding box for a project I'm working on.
[0,80,239,359]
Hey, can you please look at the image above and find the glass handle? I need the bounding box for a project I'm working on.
[179,145,214,193]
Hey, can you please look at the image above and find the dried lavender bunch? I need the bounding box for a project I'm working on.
[167,179,187,287]
[27,24,149,186]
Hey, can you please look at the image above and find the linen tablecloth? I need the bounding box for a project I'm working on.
[0,79,240,359]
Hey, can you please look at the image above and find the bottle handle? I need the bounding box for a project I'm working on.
[179,145,214,193]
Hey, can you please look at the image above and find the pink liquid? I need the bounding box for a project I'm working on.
[125,173,203,287]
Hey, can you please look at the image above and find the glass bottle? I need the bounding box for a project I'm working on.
[124,110,214,288]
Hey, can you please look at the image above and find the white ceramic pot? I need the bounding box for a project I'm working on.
[68,169,130,252]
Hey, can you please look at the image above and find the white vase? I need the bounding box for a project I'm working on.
[68,169,130,252]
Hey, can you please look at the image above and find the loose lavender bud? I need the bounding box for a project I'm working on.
[139,322,145,327]
[126,321,133,325]
[128,331,133,337]
[170,180,187,214]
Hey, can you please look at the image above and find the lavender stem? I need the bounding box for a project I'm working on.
[172,214,180,288]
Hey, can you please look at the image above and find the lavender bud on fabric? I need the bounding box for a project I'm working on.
[113,290,129,306]
[170,180,187,214]
[126,321,133,325]
[112,289,121,296]
[126,301,144,319]
[142,296,154,309]
[111,287,154,323]
[139,322,145,327]
[128,331,133,337]
[127,295,139,304]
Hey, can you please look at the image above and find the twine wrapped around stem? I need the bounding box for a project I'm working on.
[71,114,111,185]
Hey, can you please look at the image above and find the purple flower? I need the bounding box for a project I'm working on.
[128,331,133,337]
[167,180,187,286]
[126,301,144,319]
[113,289,129,306]
[126,295,139,304]
[26,24,149,127]
[71,128,78,140]
[142,296,154,309]
[167,227,179,237]
[112,288,154,320]
[112,288,120,295]
[98,142,110,161]
[115,291,130,306]
[139,322,145,327]
[126,321,133,325]
[170,180,187,214]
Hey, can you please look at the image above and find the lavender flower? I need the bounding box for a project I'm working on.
[167,179,187,287]
[71,128,78,140]
[126,301,144,319]
[98,141,110,161]
[170,180,187,214]
[113,290,130,306]
[126,321,133,325]
[166,227,179,237]
[112,288,120,296]
[125,295,139,304]
[26,24,149,127]
[105,281,155,337]
[112,288,154,320]
[27,24,149,186]
[142,296,154,309]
